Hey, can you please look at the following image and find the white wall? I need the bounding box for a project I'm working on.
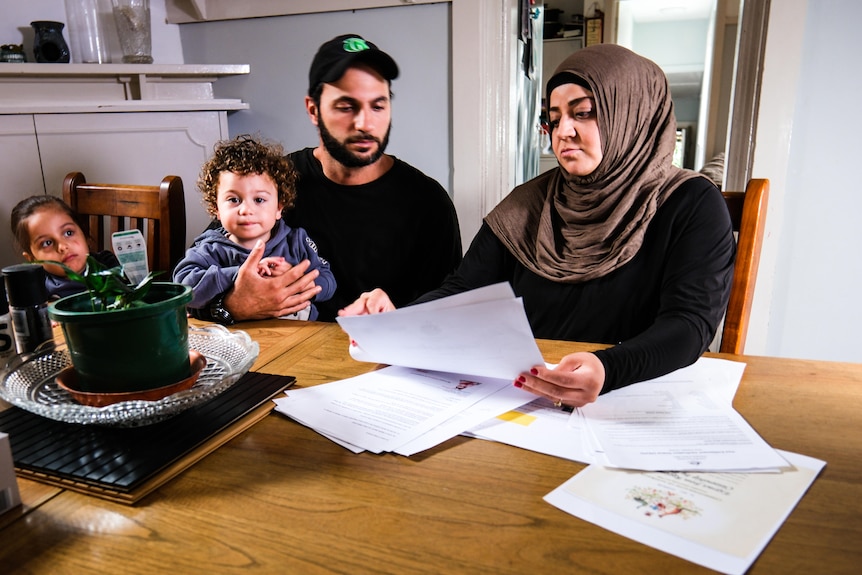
[176,4,451,194]
[751,0,862,362]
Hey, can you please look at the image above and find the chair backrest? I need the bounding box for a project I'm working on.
[62,171,186,275]
[720,178,770,355]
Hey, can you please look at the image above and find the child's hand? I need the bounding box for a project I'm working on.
[257,256,289,277]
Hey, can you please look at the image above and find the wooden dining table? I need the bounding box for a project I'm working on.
[0,319,860,574]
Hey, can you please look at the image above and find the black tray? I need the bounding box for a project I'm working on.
[0,371,294,503]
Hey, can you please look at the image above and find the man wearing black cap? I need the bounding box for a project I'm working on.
[202,34,462,324]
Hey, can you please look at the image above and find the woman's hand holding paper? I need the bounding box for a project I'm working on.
[516,352,605,408]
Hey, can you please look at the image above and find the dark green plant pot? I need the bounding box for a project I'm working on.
[48,283,193,393]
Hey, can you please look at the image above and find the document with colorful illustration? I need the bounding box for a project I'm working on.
[544,449,825,575]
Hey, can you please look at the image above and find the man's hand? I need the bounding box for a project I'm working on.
[224,240,321,321]
[514,352,605,408]
[338,288,396,316]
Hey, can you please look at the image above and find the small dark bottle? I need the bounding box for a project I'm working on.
[2,264,54,355]
[0,277,15,365]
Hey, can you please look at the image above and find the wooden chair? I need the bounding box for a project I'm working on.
[62,171,186,274]
[720,178,770,354]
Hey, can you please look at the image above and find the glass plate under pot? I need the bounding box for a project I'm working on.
[0,325,259,427]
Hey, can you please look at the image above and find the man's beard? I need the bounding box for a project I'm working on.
[318,112,390,168]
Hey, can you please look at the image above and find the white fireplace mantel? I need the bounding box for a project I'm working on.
[0,63,252,270]
[0,64,250,114]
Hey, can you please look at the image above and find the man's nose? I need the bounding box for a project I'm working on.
[354,108,371,131]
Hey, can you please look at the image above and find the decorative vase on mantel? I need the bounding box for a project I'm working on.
[31,21,71,63]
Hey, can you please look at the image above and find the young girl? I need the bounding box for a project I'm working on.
[11,195,120,300]
[173,134,336,321]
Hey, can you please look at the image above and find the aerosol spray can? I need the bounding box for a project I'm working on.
[2,264,53,355]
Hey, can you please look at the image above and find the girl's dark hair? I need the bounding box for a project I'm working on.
[198,134,298,218]
[10,195,78,255]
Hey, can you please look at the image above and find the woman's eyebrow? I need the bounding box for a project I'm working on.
[549,96,593,114]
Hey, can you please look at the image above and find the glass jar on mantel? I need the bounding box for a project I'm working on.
[111,0,153,64]
[64,0,111,63]
[0,44,27,63]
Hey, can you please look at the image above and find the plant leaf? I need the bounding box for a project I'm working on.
[33,255,162,311]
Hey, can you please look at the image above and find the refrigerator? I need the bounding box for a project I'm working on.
[515,2,544,186]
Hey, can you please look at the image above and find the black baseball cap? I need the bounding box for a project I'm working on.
[308,34,399,96]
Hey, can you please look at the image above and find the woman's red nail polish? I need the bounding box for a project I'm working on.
[514,381,523,388]
[530,368,538,375]
[518,375,526,383]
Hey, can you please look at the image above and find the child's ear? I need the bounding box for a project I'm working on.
[277,203,284,218]
[22,252,34,263]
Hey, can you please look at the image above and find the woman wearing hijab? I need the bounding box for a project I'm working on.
[340,44,735,408]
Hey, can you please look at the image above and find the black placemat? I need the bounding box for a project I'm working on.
[0,371,294,497]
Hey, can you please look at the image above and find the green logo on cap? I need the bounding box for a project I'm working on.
[342,38,370,53]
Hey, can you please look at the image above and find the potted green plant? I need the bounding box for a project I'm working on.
[45,256,193,394]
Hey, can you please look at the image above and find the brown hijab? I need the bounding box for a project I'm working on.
[485,44,698,283]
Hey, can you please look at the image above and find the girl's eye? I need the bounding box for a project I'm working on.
[40,239,54,249]
[254,197,266,204]
[63,229,75,238]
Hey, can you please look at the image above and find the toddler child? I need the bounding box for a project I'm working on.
[11,195,120,300]
[173,135,336,321]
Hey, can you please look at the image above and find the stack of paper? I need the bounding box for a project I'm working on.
[574,371,789,472]
[468,357,788,472]
[274,365,535,455]
[273,283,542,454]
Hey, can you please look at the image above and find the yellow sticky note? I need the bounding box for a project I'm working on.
[496,411,537,426]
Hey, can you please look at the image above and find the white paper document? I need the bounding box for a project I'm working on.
[465,396,596,463]
[466,357,749,467]
[577,362,787,471]
[273,365,534,454]
[391,380,537,457]
[544,450,826,575]
[335,283,544,380]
